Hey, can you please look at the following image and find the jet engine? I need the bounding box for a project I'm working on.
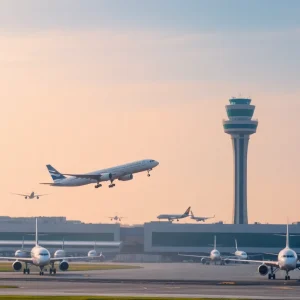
[118,174,133,181]
[99,173,113,181]
[12,261,22,271]
[37,196,39,199]
[99,252,105,262]
[201,257,208,265]
[59,260,69,271]
[258,264,269,276]
[25,196,27,199]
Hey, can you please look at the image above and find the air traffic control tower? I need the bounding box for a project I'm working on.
[223,98,258,224]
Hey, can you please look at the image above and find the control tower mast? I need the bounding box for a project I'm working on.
[223,98,258,224]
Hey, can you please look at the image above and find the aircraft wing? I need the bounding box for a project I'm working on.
[225,258,279,267]
[11,193,29,197]
[178,253,209,259]
[0,257,33,263]
[58,173,117,181]
[50,256,94,262]
[35,194,48,197]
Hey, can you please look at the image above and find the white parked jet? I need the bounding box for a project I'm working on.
[190,211,215,222]
[179,235,225,265]
[233,239,248,260]
[11,191,47,199]
[228,224,299,280]
[157,207,191,222]
[0,219,95,275]
[41,159,159,188]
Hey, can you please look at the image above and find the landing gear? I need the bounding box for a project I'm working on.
[268,267,277,280]
[220,260,225,265]
[108,178,115,188]
[49,268,56,275]
[23,268,30,274]
[285,272,290,280]
[39,271,44,275]
[95,183,102,188]
[147,169,152,177]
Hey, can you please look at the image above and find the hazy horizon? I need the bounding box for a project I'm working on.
[1,0,300,224]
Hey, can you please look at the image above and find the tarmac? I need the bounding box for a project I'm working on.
[1,263,300,299]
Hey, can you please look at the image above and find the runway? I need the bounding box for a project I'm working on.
[1,263,300,299]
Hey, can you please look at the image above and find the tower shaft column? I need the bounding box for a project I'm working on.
[232,135,249,224]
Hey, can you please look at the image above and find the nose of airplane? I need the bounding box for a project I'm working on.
[154,160,159,167]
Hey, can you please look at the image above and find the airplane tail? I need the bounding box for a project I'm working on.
[94,241,96,250]
[22,236,24,250]
[35,218,39,246]
[235,239,238,251]
[46,164,66,182]
[190,210,194,218]
[62,237,65,250]
[184,206,191,216]
[286,223,290,248]
[214,235,217,250]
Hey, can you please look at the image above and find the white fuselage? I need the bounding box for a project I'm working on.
[157,214,188,221]
[30,246,51,267]
[51,159,158,187]
[210,249,221,261]
[54,249,66,258]
[234,250,248,260]
[277,248,297,271]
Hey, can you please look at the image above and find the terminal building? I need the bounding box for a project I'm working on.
[1,217,300,262]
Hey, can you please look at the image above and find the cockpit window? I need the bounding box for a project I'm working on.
[150,160,154,162]
[40,252,48,256]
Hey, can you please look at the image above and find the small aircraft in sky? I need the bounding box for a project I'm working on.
[11,191,48,199]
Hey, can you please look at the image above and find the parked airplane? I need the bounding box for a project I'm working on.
[232,239,248,260]
[157,207,191,222]
[228,224,299,280]
[11,191,47,199]
[15,237,28,258]
[179,235,226,265]
[190,211,215,222]
[88,242,105,262]
[54,238,66,258]
[0,219,94,275]
[41,159,159,188]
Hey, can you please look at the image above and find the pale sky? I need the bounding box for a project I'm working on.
[1,0,300,224]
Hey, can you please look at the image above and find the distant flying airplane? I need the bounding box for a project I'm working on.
[228,224,300,280]
[179,235,226,265]
[190,210,215,222]
[11,191,48,199]
[0,219,96,275]
[41,159,159,188]
[109,216,125,222]
[157,207,191,222]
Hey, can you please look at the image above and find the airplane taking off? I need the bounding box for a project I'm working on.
[157,207,191,222]
[228,224,299,280]
[179,235,225,265]
[109,215,125,222]
[0,219,95,275]
[41,159,159,188]
[11,192,47,199]
[190,211,215,222]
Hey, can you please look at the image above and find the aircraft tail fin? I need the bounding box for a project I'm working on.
[35,218,39,246]
[214,235,217,250]
[46,164,66,182]
[22,236,24,250]
[190,210,194,218]
[62,237,65,250]
[235,239,238,251]
[286,223,290,248]
[184,206,191,216]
